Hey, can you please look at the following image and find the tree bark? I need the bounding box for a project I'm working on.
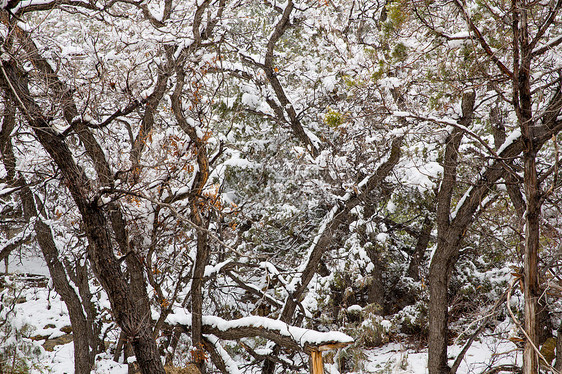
[522,155,540,374]
[0,95,99,373]
[190,228,210,372]
[513,4,541,372]
[170,49,212,372]
[407,216,433,281]
[428,92,475,374]
[440,2,562,373]
[0,58,166,374]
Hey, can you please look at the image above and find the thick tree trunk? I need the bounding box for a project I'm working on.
[515,6,540,371]
[428,240,458,374]
[428,92,475,374]
[80,204,164,374]
[367,247,385,312]
[0,59,166,374]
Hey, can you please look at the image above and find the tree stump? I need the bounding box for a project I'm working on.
[307,342,353,374]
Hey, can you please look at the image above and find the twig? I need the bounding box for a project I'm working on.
[506,278,559,373]
[99,187,248,258]
[450,289,508,374]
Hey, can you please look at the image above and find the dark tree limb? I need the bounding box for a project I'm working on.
[280,135,403,324]
[452,0,513,79]
[428,92,475,374]
[0,56,166,374]
[262,0,319,156]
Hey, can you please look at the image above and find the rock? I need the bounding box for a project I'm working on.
[164,364,201,374]
[30,334,50,341]
[42,334,73,351]
[60,325,72,334]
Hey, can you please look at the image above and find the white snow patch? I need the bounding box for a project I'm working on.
[322,75,337,92]
[401,161,443,192]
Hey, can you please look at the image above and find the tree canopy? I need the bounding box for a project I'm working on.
[2,1,562,374]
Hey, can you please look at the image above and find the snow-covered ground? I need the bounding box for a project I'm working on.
[2,281,521,374]
[1,252,520,374]
[0,274,127,374]
[4,249,50,277]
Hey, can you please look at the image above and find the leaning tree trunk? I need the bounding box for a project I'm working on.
[0,97,99,373]
[0,59,166,374]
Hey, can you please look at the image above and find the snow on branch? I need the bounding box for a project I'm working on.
[167,310,353,352]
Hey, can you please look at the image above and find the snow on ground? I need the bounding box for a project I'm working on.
[1,251,520,373]
[4,281,520,374]
[0,274,128,374]
[355,340,519,374]
[5,249,50,276]
[11,287,69,340]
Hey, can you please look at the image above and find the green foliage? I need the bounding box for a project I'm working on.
[393,301,429,337]
[372,353,410,374]
[383,1,408,34]
[354,316,390,348]
[392,43,408,61]
[342,74,363,88]
[334,346,368,373]
[324,107,346,128]
[0,324,45,374]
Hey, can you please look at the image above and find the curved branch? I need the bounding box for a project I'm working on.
[280,135,403,323]
[262,0,319,156]
[529,0,562,54]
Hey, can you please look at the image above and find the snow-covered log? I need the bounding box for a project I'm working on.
[166,310,353,353]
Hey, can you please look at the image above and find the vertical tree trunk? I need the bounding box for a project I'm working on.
[428,240,458,374]
[522,153,540,374]
[191,228,210,372]
[170,51,212,372]
[428,92,475,374]
[514,4,541,371]
[407,216,433,281]
[367,246,385,313]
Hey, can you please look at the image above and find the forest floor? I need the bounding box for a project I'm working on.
[1,253,521,374]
